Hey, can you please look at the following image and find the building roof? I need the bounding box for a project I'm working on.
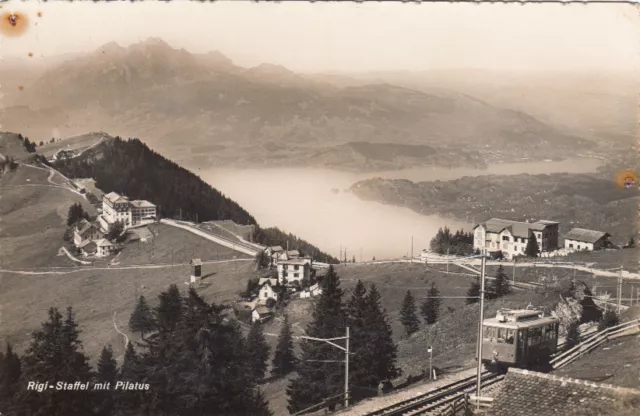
[130,200,156,208]
[78,239,93,249]
[95,239,114,247]
[279,259,310,266]
[258,277,278,287]
[489,368,640,416]
[81,242,97,253]
[104,192,129,204]
[254,306,271,316]
[190,258,202,266]
[475,218,557,238]
[287,250,300,257]
[268,246,284,252]
[564,228,610,244]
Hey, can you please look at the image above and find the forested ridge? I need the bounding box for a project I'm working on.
[52,136,337,262]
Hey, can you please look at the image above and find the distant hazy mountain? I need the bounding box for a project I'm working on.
[0,38,596,170]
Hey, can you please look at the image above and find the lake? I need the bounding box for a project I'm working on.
[199,158,603,260]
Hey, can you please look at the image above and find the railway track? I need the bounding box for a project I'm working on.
[365,371,505,416]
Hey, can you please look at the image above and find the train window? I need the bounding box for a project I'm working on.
[495,328,515,344]
[484,327,496,341]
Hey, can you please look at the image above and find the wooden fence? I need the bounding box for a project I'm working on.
[550,319,640,370]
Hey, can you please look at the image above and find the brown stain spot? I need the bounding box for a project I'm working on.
[0,11,29,37]
[37,11,43,18]
[28,52,33,57]
[17,85,24,91]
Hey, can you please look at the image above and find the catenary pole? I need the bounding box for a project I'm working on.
[475,250,487,409]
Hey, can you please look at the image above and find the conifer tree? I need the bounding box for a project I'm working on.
[155,284,183,331]
[18,307,93,416]
[490,265,511,299]
[287,265,346,414]
[421,283,441,325]
[247,323,271,381]
[129,295,155,338]
[363,284,400,398]
[466,278,481,305]
[525,233,540,258]
[346,280,371,401]
[272,314,296,378]
[0,343,21,411]
[117,342,142,414]
[96,345,118,416]
[400,290,420,336]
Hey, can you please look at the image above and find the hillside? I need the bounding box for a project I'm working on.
[52,135,257,225]
[351,173,639,243]
[0,38,595,171]
[0,131,32,162]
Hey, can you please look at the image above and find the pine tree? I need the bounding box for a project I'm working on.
[272,314,296,378]
[346,280,371,401]
[363,284,400,398]
[116,342,142,414]
[525,233,540,258]
[18,307,93,416]
[247,323,271,381]
[155,284,183,332]
[96,345,118,416]
[490,265,511,299]
[129,295,155,338]
[466,278,481,305]
[421,283,441,325]
[287,265,346,414]
[627,237,635,248]
[0,343,21,411]
[400,290,420,336]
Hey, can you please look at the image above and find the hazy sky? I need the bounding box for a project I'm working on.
[0,1,638,72]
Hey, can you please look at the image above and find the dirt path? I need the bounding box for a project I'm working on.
[0,258,254,275]
[112,311,130,349]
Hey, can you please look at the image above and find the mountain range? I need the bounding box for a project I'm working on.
[0,38,604,171]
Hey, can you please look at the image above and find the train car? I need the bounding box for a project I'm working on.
[480,308,559,370]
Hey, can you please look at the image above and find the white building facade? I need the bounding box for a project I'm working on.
[99,192,156,231]
[277,258,312,285]
[473,218,560,259]
[563,228,610,252]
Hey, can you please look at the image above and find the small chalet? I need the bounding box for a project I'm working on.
[95,239,115,257]
[564,228,612,251]
[300,283,323,299]
[79,240,97,257]
[257,280,279,304]
[252,306,273,324]
[73,219,105,247]
[265,246,285,267]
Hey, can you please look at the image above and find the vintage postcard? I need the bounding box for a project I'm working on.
[0,1,638,415]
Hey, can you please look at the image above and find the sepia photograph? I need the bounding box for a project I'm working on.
[0,1,639,415]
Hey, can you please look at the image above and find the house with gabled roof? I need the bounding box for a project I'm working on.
[473,218,560,259]
[79,240,98,257]
[95,239,115,257]
[251,306,273,324]
[257,279,279,304]
[73,219,105,247]
[564,228,611,251]
[488,368,640,416]
[277,258,312,285]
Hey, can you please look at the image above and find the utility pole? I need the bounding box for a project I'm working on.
[512,258,516,286]
[411,236,414,264]
[446,247,450,274]
[475,250,487,409]
[360,247,362,264]
[618,265,623,314]
[428,345,433,380]
[299,327,351,409]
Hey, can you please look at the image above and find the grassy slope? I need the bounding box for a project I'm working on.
[0,166,257,363]
[0,132,29,161]
[0,165,93,269]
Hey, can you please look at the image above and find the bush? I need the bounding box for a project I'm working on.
[266,298,276,309]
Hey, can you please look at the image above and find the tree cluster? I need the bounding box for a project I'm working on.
[429,227,474,256]
[287,269,399,413]
[3,288,274,416]
[486,265,511,300]
[17,134,37,153]
[525,233,540,258]
[53,136,257,226]
[66,202,90,226]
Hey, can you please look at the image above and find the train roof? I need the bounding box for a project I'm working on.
[483,308,559,329]
[483,315,559,329]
